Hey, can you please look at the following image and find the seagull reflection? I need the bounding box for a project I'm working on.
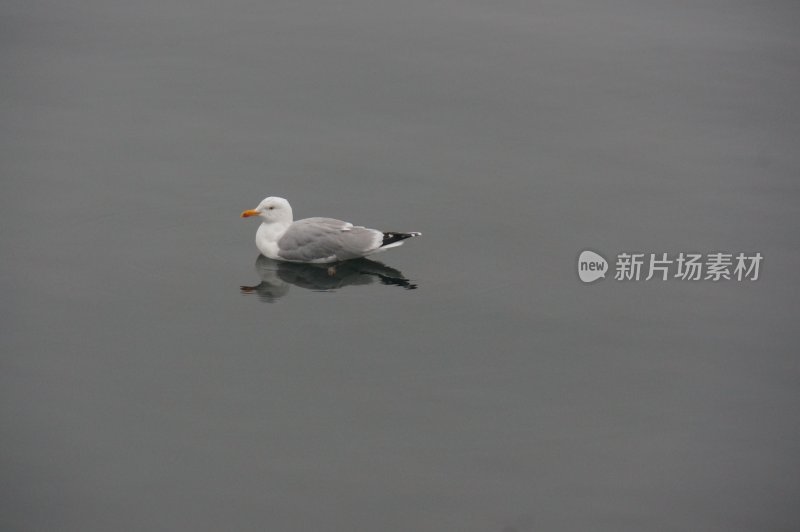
[240,255,417,302]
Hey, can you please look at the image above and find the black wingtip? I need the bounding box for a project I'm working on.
[381,231,421,247]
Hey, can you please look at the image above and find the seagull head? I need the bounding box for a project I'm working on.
[241,196,293,224]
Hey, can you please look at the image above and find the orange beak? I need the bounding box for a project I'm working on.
[241,209,260,218]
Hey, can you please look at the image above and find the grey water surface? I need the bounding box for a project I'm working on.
[2,1,799,531]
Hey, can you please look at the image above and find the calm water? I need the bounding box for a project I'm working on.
[2,1,799,530]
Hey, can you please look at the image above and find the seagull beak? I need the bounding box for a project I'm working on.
[241,209,260,218]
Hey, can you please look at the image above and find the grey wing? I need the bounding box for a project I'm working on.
[277,217,383,262]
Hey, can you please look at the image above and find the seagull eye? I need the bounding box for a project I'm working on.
[268,206,275,210]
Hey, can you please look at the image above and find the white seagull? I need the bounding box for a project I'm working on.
[241,197,421,263]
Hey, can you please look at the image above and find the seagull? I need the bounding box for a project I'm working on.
[241,197,421,263]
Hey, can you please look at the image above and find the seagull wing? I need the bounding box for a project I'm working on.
[277,217,383,263]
